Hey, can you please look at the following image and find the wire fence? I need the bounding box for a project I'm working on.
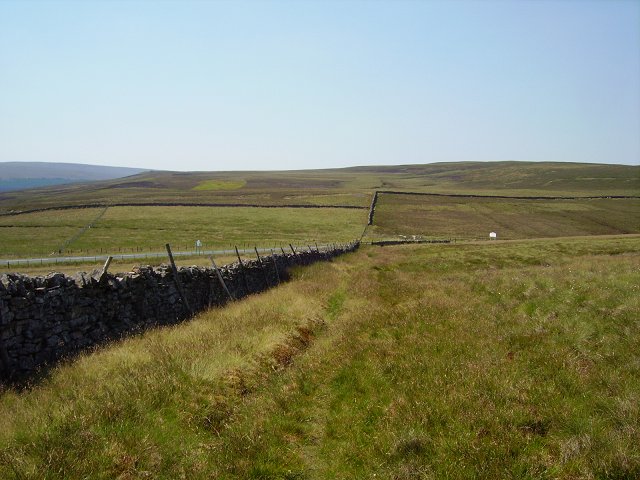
[1,241,354,269]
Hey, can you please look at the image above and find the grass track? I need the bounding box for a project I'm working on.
[1,235,639,478]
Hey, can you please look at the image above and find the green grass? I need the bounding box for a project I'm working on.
[370,193,640,240]
[0,208,104,257]
[1,235,639,478]
[192,179,247,191]
[0,205,366,259]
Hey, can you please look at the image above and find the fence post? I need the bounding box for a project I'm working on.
[235,246,250,295]
[166,244,193,315]
[270,249,281,284]
[209,257,235,301]
[100,256,113,282]
[280,246,289,265]
[254,246,271,287]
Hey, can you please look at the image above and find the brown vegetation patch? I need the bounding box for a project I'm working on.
[263,318,325,372]
[225,369,251,396]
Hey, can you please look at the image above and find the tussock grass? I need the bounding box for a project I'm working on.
[1,236,639,478]
[0,265,339,478]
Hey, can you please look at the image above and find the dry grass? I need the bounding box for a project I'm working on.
[370,193,640,241]
[1,236,639,478]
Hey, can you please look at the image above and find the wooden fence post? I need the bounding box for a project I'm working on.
[235,246,250,294]
[166,244,193,315]
[254,246,271,287]
[270,249,281,284]
[209,256,235,301]
[99,256,113,282]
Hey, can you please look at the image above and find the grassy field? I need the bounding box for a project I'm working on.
[0,162,637,213]
[369,193,640,241]
[0,206,366,259]
[1,161,635,267]
[1,235,638,478]
[0,208,105,258]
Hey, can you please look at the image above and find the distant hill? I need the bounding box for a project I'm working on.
[0,162,148,192]
[0,161,637,213]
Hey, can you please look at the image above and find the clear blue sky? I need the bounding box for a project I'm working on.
[1,0,638,171]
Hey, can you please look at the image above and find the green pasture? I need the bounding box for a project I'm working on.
[369,193,640,241]
[0,206,366,259]
[0,208,103,257]
[192,179,247,191]
[1,236,639,478]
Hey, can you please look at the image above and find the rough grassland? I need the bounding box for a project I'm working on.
[370,194,640,240]
[192,180,247,191]
[1,236,639,478]
[0,206,366,259]
[1,162,637,212]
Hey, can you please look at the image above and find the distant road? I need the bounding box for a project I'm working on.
[1,243,340,269]
[0,202,367,217]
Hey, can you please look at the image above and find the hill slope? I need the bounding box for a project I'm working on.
[0,161,637,212]
[0,162,148,192]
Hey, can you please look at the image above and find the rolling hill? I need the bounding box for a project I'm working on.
[0,162,148,193]
[0,161,637,213]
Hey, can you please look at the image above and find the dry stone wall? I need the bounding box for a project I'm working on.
[0,243,358,382]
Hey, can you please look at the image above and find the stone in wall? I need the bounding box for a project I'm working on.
[0,243,359,382]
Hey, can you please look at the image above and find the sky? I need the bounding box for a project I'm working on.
[0,0,638,171]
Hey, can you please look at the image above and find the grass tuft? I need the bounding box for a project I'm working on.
[1,235,639,478]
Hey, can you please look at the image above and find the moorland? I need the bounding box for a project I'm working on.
[0,160,638,478]
[0,161,638,268]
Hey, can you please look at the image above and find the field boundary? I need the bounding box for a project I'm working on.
[367,191,378,225]
[2,242,349,268]
[368,239,451,246]
[367,190,640,226]
[0,241,360,382]
[0,202,367,217]
[54,206,109,255]
[377,190,640,200]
